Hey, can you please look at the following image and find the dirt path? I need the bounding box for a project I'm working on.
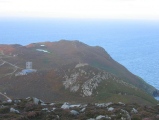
[0,92,11,100]
[0,56,24,78]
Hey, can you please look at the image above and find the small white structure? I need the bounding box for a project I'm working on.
[15,62,36,76]
[26,62,32,69]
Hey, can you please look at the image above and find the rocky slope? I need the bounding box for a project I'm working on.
[0,40,158,105]
[0,97,159,120]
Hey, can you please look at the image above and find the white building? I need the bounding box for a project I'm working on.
[15,62,36,76]
[26,62,32,69]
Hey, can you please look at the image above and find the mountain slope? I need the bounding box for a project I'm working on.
[0,40,157,104]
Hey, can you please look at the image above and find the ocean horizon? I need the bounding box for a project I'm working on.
[0,18,159,90]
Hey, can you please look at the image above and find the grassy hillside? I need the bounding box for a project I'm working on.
[0,40,158,105]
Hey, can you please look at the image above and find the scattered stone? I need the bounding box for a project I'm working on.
[118,102,125,105]
[7,99,12,103]
[14,99,21,103]
[80,108,86,112]
[96,115,106,120]
[49,103,55,106]
[0,98,159,119]
[61,102,70,109]
[95,102,113,107]
[121,109,131,120]
[95,103,105,107]
[26,97,31,100]
[51,108,56,112]
[106,102,113,106]
[33,97,40,105]
[70,104,81,108]
[95,115,111,120]
[42,108,49,111]
[10,107,20,113]
[70,110,79,115]
[56,115,60,119]
[121,117,126,120]
[33,97,44,105]
[87,118,95,120]
[41,103,47,106]
[131,108,138,114]
[108,107,114,112]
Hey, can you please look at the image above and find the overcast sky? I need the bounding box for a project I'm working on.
[0,0,159,20]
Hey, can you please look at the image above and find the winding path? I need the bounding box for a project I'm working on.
[0,92,11,100]
[0,56,24,78]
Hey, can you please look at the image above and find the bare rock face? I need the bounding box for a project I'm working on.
[63,64,137,97]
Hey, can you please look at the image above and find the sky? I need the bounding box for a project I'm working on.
[0,0,159,20]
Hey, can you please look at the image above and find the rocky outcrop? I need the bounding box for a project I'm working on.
[63,64,137,97]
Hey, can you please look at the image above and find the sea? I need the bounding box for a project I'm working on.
[0,18,159,98]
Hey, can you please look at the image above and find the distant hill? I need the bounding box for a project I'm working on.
[0,40,157,105]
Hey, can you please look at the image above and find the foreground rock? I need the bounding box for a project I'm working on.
[0,97,159,120]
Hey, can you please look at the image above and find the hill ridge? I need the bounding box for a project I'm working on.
[0,40,158,104]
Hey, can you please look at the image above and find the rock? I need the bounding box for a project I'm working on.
[131,108,138,114]
[1,97,159,120]
[26,97,31,100]
[14,99,21,103]
[70,104,81,108]
[56,115,60,119]
[7,99,12,103]
[95,102,113,107]
[51,108,56,112]
[33,97,44,105]
[87,118,95,120]
[95,115,111,120]
[121,109,131,120]
[33,97,40,105]
[95,103,106,107]
[121,117,126,120]
[10,107,20,113]
[96,115,106,120]
[70,110,79,115]
[42,108,49,111]
[105,102,113,106]
[61,102,70,109]
[80,108,86,112]
[108,107,114,112]
[41,103,47,106]
[118,102,125,105]
[49,103,55,106]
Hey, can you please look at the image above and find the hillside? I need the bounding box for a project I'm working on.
[0,40,158,105]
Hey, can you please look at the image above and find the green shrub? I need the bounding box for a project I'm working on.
[0,106,10,114]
